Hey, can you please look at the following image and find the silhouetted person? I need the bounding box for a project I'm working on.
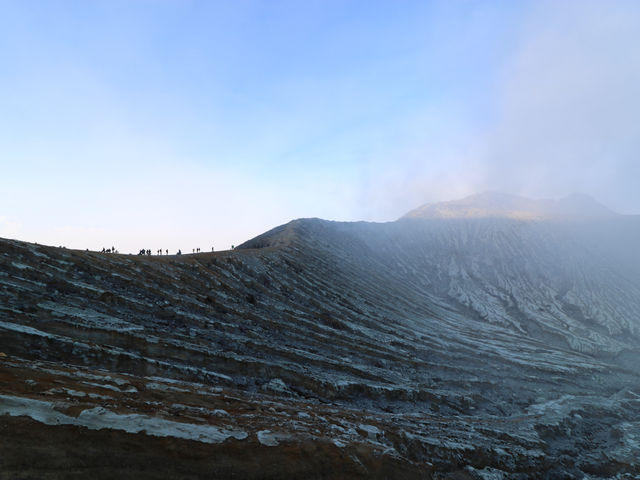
[177,249,182,255]
[166,249,168,255]
[212,246,214,252]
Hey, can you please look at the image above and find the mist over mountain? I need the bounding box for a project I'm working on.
[2,193,640,478]
[403,191,619,220]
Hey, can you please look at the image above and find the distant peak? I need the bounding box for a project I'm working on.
[402,192,617,221]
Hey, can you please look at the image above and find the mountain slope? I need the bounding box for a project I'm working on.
[2,196,640,478]
[403,191,618,220]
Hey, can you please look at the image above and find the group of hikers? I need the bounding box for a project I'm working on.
[99,246,218,256]
[135,247,215,255]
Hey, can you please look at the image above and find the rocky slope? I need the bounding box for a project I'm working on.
[1,195,640,478]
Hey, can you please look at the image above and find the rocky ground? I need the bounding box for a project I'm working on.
[2,207,640,478]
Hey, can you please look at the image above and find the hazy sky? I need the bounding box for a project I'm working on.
[1,0,639,253]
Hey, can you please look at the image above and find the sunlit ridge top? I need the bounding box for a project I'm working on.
[402,192,618,221]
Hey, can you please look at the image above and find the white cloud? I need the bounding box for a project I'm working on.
[358,0,640,217]
[484,0,640,212]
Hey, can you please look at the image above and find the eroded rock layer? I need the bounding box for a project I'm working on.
[1,214,640,478]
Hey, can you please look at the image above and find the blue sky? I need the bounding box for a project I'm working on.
[1,1,639,253]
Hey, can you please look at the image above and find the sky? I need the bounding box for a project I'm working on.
[1,0,639,253]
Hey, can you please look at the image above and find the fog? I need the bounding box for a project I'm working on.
[359,0,640,219]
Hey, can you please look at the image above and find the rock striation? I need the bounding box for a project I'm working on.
[1,194,640,478]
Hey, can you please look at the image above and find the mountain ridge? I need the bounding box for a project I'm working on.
[402,191,619,221]
[2,194,640,478]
